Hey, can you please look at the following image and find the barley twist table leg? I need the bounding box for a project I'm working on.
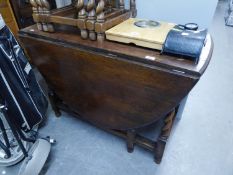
[154,109,176,164]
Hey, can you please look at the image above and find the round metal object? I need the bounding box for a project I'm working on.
[178,23,199,31]
[18,139,51,175]
[0,129,29,167]
[184,23,199,30]
[134,20,160,28]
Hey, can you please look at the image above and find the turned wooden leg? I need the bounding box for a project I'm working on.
[97,33,105,42]
[126,129,136,153]
[87,0,97,40]
[80,30,88,39]
[36,0,46,31]
[119,0,125,9]
[41,0,54,32]
[154,109,176,164]
[106,0,113,12]
[96,0,105,42]
[48,91,61,117]
[30,0,43,31]
[76,0,88,39]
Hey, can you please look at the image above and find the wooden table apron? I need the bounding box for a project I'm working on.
[18,25,212,131]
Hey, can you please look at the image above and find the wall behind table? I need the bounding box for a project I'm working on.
[55,0,71,8]
[54,0,218,28]
[125,0,218,29]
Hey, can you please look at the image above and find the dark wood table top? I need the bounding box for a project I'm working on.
[19,25,213,78]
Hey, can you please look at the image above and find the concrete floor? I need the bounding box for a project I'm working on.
[1,1,233,175]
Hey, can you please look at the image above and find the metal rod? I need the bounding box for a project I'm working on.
[0,117,10,148]
[0,140,11,158]
[1,107,28,157]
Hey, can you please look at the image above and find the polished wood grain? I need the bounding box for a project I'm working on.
[86,0,96,40]
[19,25,213,130]
[20,25,213,77]
[154,109,176,163]
[19,24,213,163]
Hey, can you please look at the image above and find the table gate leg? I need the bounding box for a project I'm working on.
[154,109,176,164]
[126,129,136,153]
[48,91,61,117]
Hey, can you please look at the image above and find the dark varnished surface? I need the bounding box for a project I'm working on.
[18,25,213,130]
[19,25,213,77]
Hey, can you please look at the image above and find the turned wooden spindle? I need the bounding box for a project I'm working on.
[75,0,88,39]
[160,111,175,139]
[30,0,43,31]
[96,0,105,41]
[35,0,47,31]
[73,0,78,18]
[41,0,54,32]
[119,0,125,10]
[105,0,112,13]
[130,0,137,17]
[76,0,86,18]
[107,0,112,8]
[154,109,176,164]
[86,0,96,40]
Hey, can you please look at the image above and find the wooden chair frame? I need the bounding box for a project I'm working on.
[29,0,137,41]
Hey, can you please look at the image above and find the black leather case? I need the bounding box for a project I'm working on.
[162,26,208,64]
